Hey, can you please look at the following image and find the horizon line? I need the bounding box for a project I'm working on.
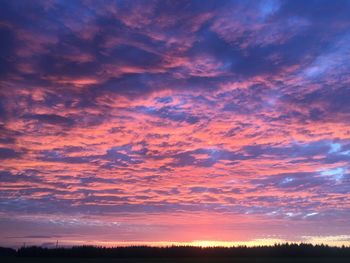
[3,239,350,249]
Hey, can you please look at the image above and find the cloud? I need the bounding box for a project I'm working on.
[24,114,75,126]
[0,148,21,159]
[0,0,350,246]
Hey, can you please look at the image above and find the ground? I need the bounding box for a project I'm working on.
[2,258,350,263]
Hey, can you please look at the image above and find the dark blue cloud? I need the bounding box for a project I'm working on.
[189,187,224,194]
[39,144,146,167]
[136,105,200,124]
[171,148,248,167]
[244,140,332,159]
[0,25,16,77]
[24,114,75,127]
[0,148,21,159]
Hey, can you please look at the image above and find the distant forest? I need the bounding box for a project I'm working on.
[1,244,350,258]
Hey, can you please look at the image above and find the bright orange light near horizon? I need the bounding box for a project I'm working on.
[36,237,350,249]
[190,240,238,247]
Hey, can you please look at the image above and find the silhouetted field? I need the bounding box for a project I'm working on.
[1,244,350,262]
[2,257,350,263]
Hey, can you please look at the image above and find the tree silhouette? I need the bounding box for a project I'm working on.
[0,243,348,258]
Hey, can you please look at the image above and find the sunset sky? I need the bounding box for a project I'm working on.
[0,0,350,248]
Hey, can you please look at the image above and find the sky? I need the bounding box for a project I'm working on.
[0,0,350,248]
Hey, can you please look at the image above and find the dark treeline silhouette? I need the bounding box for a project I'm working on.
[0,247,16,257]
[1,244,350,258]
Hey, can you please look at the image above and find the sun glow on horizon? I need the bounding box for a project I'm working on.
[10,237,350,249]
[66,238,350,248]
